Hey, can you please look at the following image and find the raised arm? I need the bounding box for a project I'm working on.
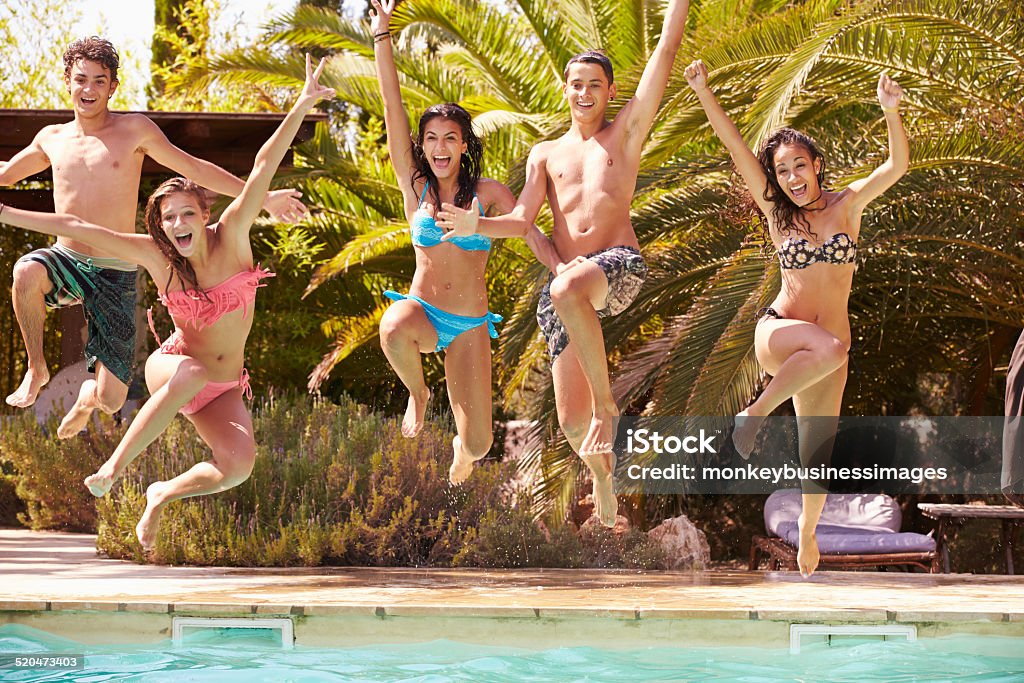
[136,117,307,224]
[370,0,418,218]
[845,74,909,214]
[685,60,774,217]
[0,203,163,273]
[618,0,690,152]
[437,143,550,239]
[216,55,335,244]
[0,129,53,186]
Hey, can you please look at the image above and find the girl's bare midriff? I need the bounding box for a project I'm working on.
[773,264,855,346]
[161,304,254,384]
[768,189,859,346]
[410,246,489,316]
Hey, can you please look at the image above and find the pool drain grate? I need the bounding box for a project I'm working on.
[172,616,294,649]
[789,624,916,654]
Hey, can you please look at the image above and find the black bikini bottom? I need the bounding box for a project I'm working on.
[755,307,783,322]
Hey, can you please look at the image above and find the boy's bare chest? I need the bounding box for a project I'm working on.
[45,129,142,179]
[546,141,619,188]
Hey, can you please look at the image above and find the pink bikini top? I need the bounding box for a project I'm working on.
[150,266,274,338]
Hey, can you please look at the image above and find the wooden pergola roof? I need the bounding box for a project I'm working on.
[0,108,328,211]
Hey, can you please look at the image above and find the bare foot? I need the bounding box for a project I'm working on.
[84,468,116,498]
[448,435,484,485]
[731,409,767,460]
[579,410,619,458]
[401,388,430,438]
[581,451,617,527]
[135,481,170,551]
[797,513,820,578]
[5,367,49,408]
[57,379,98,439]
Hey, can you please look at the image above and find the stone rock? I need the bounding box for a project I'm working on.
[571,493,596,527]
[580,513,631,536]
[647,515,710,570]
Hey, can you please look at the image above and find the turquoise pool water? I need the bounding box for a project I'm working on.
[2,625,1023,682]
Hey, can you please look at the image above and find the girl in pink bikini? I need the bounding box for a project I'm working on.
[0,55,334,550]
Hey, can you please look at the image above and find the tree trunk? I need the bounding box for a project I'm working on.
[968,325,1018,416]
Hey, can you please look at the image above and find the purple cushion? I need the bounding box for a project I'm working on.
[775,521,936,554]
[765,489,935,554]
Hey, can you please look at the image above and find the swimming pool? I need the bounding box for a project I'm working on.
[2,624,1023,682]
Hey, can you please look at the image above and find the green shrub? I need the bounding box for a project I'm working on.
[578,524,668,570]
[0,394,828,572]
[454,507,565,567]
[93,394,525,566]
[0,412,120,531]
[454,509,667,569]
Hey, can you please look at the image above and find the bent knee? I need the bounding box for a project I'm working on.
[379,308,415,347]
[12,260,51,293]
[548,275,581,306]
[94,390,127,415]
[813,337,849,369]
[170,360,209,395]
[218,451,256,489]
[379,319,403,348]
[558,416,588,446]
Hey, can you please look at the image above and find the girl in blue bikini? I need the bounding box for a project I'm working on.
[370,0,559,484]
[686,59,908,577]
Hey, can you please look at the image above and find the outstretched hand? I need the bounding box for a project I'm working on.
[437,199,481,240]
[263,189,308,224]
[684,59,708,92]
[878,73,903,111]
[370,0,395,34]
[297,54,336,108]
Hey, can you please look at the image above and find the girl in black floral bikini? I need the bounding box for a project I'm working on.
[686,59,909,577]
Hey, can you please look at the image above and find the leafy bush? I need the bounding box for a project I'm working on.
[85,394,544,566]
[85,393,675,569]
[0,412,120,531]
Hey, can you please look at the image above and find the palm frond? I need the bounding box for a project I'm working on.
[308,302,390,391]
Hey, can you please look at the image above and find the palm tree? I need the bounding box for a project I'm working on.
[169,0,1024,517]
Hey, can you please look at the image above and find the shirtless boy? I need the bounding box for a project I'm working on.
[0,37,304,437]
[438,0,690,525]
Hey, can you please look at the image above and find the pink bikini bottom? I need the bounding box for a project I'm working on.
[153,328,253,416]
[180,368,252,416]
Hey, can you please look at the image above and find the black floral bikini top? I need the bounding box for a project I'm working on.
[777,232,857,270]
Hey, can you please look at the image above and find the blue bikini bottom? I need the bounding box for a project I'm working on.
[384,291,502,352]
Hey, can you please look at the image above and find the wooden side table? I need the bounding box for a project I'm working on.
[918,503,1024,574]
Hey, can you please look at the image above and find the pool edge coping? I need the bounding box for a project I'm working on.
[2,601,1019,624]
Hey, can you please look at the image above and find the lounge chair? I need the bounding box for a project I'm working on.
[749,489,939,572]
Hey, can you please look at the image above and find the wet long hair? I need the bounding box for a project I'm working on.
[410,103,483,211]
[144,177,209,297]
[754,127,827,244]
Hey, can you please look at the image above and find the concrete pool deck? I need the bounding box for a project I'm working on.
[2,528,1023,648]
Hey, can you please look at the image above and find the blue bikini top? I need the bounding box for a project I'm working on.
[410,184,490,252]
[777,232,857,270]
